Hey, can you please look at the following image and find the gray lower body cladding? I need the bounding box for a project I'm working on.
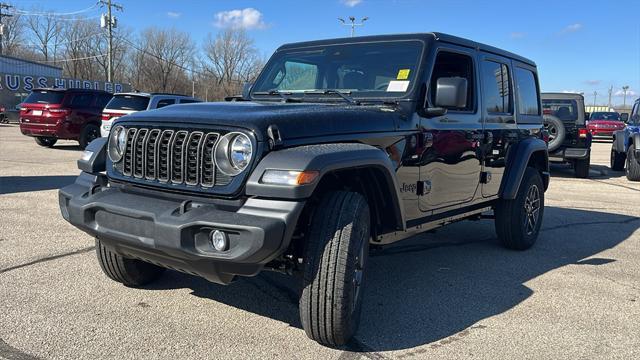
[59,172,305,284]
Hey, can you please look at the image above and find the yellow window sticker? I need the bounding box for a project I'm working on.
[397,69,410,80]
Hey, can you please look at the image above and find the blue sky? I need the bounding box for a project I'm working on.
[26,0,640,105]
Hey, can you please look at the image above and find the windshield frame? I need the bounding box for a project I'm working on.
[249,38,427,103]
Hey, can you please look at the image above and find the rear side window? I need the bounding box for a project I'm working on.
[179,99,199,104]
[542,99,578,121]
[23,90,65,104]
[95,94,112,109]
[69,93,94,108]
[106,95,150,111]
[481,60,511,114]
[156,99,176,108]
[515,68,540,115]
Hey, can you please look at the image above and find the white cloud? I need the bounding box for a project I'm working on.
[510,32,525,39]
[214,8,267,30]
[561,23,582,33]
[167,11,181,18]
[615,89,637,97]
[341,0,363,7]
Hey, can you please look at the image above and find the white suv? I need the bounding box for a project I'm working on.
[100,93,201,137]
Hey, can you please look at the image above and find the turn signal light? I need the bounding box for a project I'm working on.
[261,170,319,186]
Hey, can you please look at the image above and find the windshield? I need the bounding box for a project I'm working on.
[23,90,65,105]
[542,99,578,121]
[590,112,620,121]
[105,95,150,111]
[251,40,424,100]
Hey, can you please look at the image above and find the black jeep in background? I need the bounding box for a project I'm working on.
[541,92,592,178]
[59,33,549,346]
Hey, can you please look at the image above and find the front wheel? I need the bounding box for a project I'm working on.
[34,136,57,147]
[626,145,640,181]
[300,191,370,347]
[96,238,165,286]
[495,167,545,250]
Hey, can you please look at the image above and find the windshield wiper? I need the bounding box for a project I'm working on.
[303,89,360,105]
[253,90,302,103]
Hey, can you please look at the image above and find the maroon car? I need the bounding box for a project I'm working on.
[587,112,626,138]
[19,88,112,149]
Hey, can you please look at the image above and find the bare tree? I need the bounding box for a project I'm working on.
[129,27,196,93]
[25,12,62,62]
[202,28,263,99]
[1,13,26,56]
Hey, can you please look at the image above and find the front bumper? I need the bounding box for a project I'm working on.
[59,173,305,284]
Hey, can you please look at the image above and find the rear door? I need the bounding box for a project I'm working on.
[67,92,96,134]
[477,53,516,198]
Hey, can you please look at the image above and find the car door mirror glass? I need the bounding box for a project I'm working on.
[620,113,629,123]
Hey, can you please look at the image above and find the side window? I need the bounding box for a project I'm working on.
[481,60,511,114]
[156,99,176,109]
[515,68,540,115]
[429,51,475,111]
[179,99,199,104]
[69,93,94,108]
[95,94,112,109]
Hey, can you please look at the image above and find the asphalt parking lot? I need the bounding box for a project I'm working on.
[1,124,639,360]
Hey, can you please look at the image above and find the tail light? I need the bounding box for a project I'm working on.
[102,114,111,121]
[0,107,5,112]
[578,128,588,138]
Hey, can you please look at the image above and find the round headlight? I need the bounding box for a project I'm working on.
[108,126,127,162]
[214,132,253,176]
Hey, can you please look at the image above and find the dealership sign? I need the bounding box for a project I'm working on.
[0,73,128,93]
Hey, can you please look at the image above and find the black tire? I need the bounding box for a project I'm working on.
[610,148,626,171]
[495,167,544,250]
[79,124,100,150]
[626,144,640,181]
[96,238,165,286]
[300,191,370,347]
[543,115,566,152]
[574,156,590,178]
[34,136,57,147]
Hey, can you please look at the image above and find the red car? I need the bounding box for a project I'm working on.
[587,112,626,138]
[19,88,112,149]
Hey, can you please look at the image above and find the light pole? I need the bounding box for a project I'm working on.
[622,85,630,108]
[338,16,368,37]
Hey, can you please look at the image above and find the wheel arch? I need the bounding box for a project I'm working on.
[500,137,550,199]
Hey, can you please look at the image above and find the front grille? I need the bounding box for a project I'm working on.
[113,127,235,189]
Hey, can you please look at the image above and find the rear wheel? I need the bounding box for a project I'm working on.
[34,136,57,147]
[495,167,544,250]
[574,155,590,178]
[626,144,640,181]
[300,191,370,347]
[79,124,100,149]
[610,148,626,171]
[96,238,165,286]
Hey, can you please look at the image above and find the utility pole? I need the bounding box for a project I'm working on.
[608,85,613,108]
[99,0,123,83]
[0,3,14,56]
[622,85,630,108]
[593,91,598,107]
[338,16,368,37]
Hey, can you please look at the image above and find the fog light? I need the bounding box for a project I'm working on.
[210,230,228,251]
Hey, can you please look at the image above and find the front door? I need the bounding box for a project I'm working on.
[418,48,482,212]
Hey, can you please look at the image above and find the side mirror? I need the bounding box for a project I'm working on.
[585,112,590,121]
[434,77,467,109]
[620,113,629,123]
[242,83,253,99]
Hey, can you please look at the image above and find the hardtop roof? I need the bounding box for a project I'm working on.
[276,32,536,67]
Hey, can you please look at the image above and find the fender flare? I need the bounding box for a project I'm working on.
[500,137,549,200]
[612,130,626,152]
[630,132,640,150]
[246,143,405,229]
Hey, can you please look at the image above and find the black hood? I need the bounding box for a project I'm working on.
[116,101,404,142]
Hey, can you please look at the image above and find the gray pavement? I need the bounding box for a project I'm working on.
[1,124,639,359]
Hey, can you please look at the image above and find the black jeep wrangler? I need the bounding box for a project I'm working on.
[541,92,592,178]
[59,33,549,346]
